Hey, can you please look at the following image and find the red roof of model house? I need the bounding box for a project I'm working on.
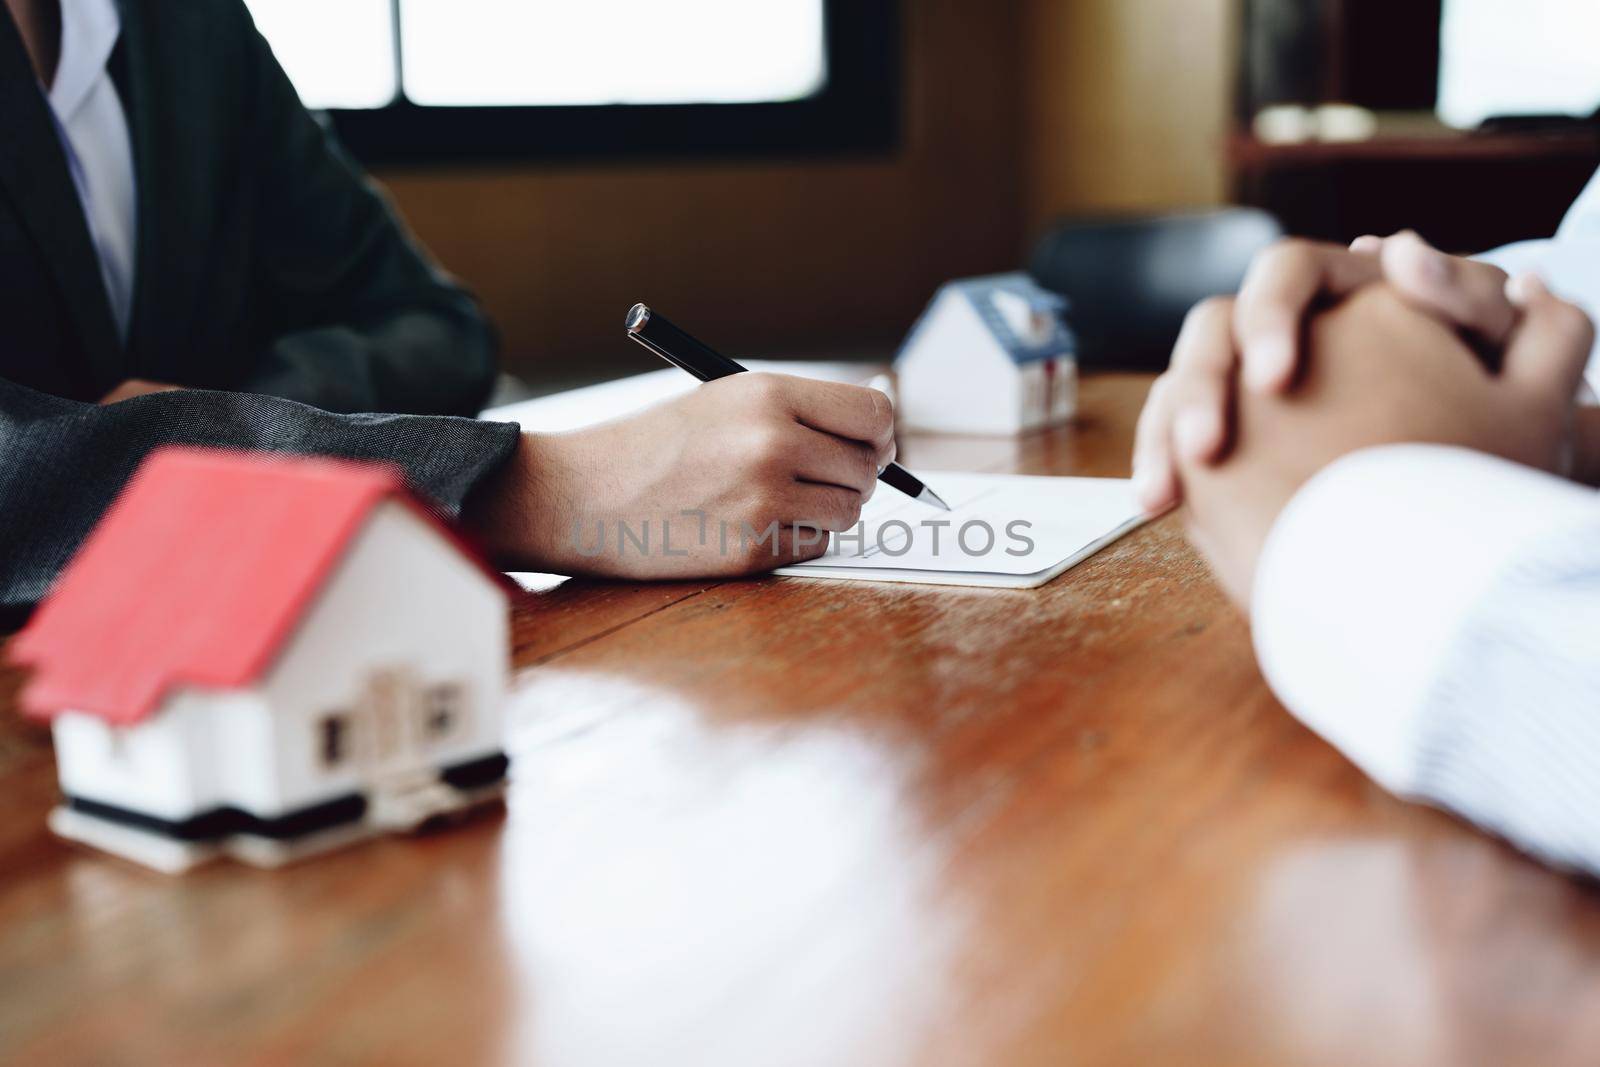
[10,447,509,726]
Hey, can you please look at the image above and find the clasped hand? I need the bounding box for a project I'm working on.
[1132,232,1598,607]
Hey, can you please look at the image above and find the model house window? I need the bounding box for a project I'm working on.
[318,713,351,768]
[422,683,467,746]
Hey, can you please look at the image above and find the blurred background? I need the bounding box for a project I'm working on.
[245,0,1600,390]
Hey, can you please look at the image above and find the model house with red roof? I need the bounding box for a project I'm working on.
[10,447,513,873]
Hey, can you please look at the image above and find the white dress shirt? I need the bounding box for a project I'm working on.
[45,0,137,339]
[1252,172,1600,874]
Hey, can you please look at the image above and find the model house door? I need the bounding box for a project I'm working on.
[362,667,424,773]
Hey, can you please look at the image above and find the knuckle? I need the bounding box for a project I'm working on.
[831,489,865,529]
[853,446,880,491]
[797,539,830,563]
[1247,239,1316,287]
[1272,237,1318,265]
[739,372,786,410]
[744,423,790,467]
[1556,302,1596,347]
[744,489,784,526]
[867,388,897,441]
[1184,296,1233,330]
[1472,259,1509,287]
[797,487,858,531]
[1140,375,1174,421]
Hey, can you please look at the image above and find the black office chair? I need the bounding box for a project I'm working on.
[1028,208,1283,371]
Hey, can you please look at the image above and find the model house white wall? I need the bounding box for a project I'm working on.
[52,690,273,822]
[895,274,1077,436]
[261,499,508,811]
[897,292,1023,435]
[49,501,508,821]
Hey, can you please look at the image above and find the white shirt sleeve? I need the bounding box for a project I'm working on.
[1251,444,1600,873]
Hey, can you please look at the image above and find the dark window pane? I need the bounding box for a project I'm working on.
[319,714,350,767]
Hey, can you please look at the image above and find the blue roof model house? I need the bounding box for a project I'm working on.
[894,272,1077,435]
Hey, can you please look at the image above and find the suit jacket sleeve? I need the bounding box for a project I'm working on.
[0,377,520,623]
[235,15,497,417]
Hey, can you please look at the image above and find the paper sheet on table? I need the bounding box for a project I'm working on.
[776,470,1145,589]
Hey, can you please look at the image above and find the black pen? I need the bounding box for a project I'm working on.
[625,304,951,511]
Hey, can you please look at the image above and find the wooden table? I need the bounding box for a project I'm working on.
[4,373,1600,1066]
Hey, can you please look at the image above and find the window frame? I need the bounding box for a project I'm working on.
[318,0,901,167]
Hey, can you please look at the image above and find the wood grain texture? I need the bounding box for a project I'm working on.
[4,374,1600,1066]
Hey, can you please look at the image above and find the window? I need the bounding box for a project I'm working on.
[421,683,467,746]
[399,1,826,108]
[318,713,351,768]
[241,0,899,164]
[1437,0,1600,128]
[242,0,396,110]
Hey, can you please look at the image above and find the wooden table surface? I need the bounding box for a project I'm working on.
[4,373,1600,1066]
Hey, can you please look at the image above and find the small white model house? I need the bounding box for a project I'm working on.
[895,272,1078,435]
[10,447,514,873]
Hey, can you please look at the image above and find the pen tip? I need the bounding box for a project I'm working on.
[919,487,952,511]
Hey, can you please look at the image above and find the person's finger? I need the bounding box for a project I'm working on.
[1380,230,1515,346]
[1131,375,1179,516]
[1349,235,1384,255]
[790,425,880,497]
[1163,297,1237,466]
[1131,299,1236,516]
[783,524,835,565]
[786,482,867,532]
[779,376,897,462]
[1234,239,1384,393]
[731,523,834,571]
[1501,273,1596,401]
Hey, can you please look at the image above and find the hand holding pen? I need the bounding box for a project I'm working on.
[626,304,950,510]
[467,327,917,578]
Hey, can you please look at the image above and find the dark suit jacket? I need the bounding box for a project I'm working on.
[0,1,521,621]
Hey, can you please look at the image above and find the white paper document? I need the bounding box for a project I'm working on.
[776,470,1146,588]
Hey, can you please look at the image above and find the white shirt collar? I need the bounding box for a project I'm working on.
[49,0,122,123]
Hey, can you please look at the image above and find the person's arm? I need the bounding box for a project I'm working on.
[234,9,495,416]
[1177,281,1600,873]
[0,377,518,623]
[1251,445,1600,873]
[2,367,898,622]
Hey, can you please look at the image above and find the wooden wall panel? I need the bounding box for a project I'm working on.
[1023,0,1236,234]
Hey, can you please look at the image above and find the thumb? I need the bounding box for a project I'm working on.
[1501,273,1596,401]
